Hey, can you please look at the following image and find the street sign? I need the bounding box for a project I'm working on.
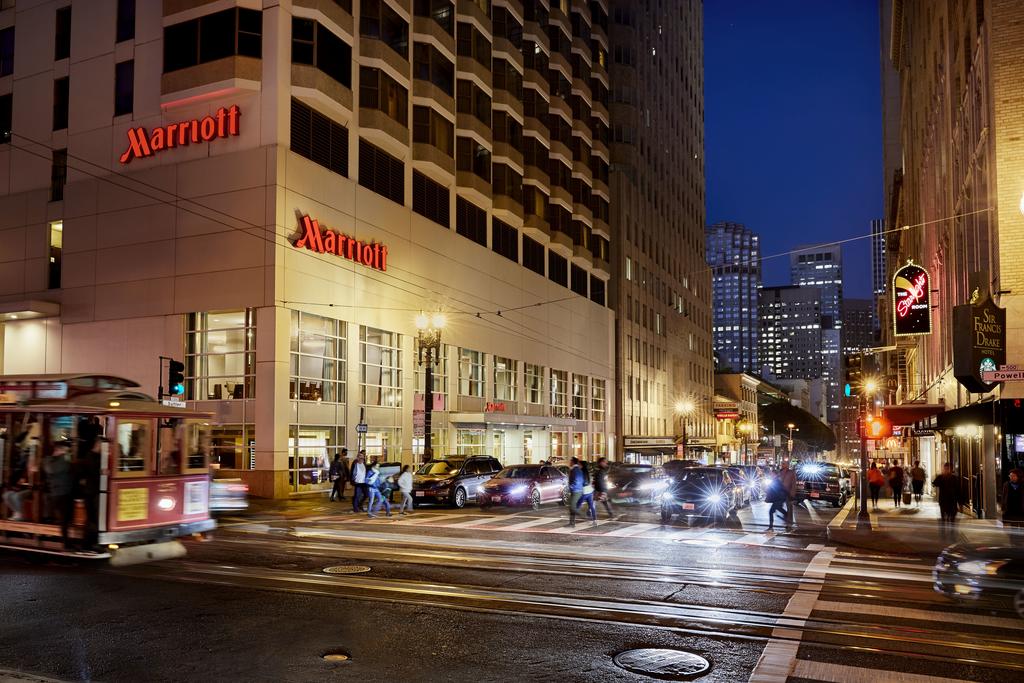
[356,423,368,434]
[981,369,1024,382]
[161,397,185,408]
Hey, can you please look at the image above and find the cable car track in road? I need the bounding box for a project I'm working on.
[113,559,1024,675]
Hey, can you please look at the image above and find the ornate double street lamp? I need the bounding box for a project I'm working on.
[415,311,445,463]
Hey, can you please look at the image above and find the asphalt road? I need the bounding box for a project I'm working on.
[1,496,1021,682]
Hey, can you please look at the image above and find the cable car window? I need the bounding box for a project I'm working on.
[157,419,183,475]
[186,421,211,472]
[48,415,74,444]
[116,419,150,473]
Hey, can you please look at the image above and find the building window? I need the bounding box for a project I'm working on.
[525,363,544,404]
[456,21,490,69]
[492,164,523,205]
[413,42,454,96]
[522,235,544,275]
[455,196,487,246]
[360,326,402,407]
[591,378,606,422]
[548,251,568,287]
[164,8,262,74]
[47,220,62,289]
[494,356,517,401]
[589,275,605,306]
[572,374,588,420]
[456,79,491,127]
[0,94,10,144]
[570,264,587,297]
[291,98,349,177]
[414,0,454,35]
[53,77,68,131]
[360,0,409,58]
[288,425,343,491]
[491,218,518,263]
[359,66,408,127]
[359,138,404,204]
[55,6,71,60]
[414,342,449,395]
[456,429,486,455]
[458,347,485,397]
[50,148,67,202]
[292,18,352,88]
[412,170,450,228]
[412,104,453,156]
[456,136,490,182]
[0,27,13,77]
[290,311,347,403]
[549,369,568,412]
[114,60,133,116]
[116,0,135,43]
[185,310,257,401]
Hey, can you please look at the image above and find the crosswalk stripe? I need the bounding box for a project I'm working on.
[602,522,661,537]
[824,564,933,583]
[791,659,969,683]
[502,517,567,531]
[737,533,770,546]
[831,557,935,572]
[444,516,516,528]
[814,600,1024,631]
[547,519,614,534]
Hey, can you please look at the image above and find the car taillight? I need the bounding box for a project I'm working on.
[228,484,248,493]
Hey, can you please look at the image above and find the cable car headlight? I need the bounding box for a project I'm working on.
[157,496,177,512]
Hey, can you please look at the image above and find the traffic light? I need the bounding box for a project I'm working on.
[844,354,862,398]
[167,359,185,396]
[860,415,892,440]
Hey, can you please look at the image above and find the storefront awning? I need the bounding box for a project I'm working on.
[0,299,60,321]
[448,412,580,429]
[883,403,945,426]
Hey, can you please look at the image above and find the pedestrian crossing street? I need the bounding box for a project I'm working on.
[284,508,818,549]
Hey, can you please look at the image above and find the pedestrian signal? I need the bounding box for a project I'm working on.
[860,415,892,440]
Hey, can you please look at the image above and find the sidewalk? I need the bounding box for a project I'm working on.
[826,496,1013,554]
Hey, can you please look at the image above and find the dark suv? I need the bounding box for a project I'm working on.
[411,456,503,508]
[795,462,850,507]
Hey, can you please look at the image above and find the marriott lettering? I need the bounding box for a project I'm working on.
[120,105,241,164]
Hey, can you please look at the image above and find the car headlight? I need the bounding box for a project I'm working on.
[958,560,1008,576]
[706,493,723,505]
[640,481,668,491]
[803,464,822,476]
[509,485,527,495]
[661,491,675,502]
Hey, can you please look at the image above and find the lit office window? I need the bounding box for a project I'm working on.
[458,347,485,397]
[360,326,403,407]
[47,220,62,289]
[525,363,544,404]
[185,310,257,400]
[494,356,517,401]
[290,311,347,402]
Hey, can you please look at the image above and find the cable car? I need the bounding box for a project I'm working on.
[0,374,215,564]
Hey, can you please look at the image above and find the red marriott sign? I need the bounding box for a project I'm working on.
[120,105,241,164]
[293,215,388,272]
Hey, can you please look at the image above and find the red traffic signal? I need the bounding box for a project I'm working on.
[860,415,893,440]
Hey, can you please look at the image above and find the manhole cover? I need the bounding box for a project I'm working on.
[613,648,711,680]
[322,565,371,574]
[322,652,350,662]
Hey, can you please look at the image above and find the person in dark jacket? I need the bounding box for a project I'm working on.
[575,459,596,526]
[329,451,347,502]
[42,440,74,548]
[1001,468,1024,546]
[567,457,584,528]
[594,457,615,519]
[888,462,905,508]
[932,462,961,541]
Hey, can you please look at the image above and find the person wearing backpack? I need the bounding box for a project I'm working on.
[575,459,597,526]
[567,457,585,528]
[366,462,391,518]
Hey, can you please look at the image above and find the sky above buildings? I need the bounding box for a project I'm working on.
[704,0,882,298]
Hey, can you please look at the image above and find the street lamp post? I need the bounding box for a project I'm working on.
[786,422,798,462]
[675,400,695,459]
[415,312,445,464]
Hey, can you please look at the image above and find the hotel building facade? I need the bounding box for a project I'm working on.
[0,0,616,497]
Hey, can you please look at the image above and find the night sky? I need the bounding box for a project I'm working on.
[703,0,882,298]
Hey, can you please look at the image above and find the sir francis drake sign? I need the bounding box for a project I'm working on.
[292,215,389,272]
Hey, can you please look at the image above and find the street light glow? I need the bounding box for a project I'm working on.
[431,312,446,329]
[676,399,695,414]
[864,377,879,394]
[415,312,429,330]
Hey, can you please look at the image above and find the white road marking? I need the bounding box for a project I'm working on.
[501,517,568,531]
[791,660,970,683]
[814,600,1024,631]
[737,533,770,546]
[748,547,835,683]
[602,522,661,537]
[547,519,614,534]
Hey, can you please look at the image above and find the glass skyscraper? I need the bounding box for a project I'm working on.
[707,222,761,373]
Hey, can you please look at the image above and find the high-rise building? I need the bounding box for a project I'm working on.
[838,298,875,459]
[758,286,823,383]
[609,0,713,457]
[790,245,843,422]
[870,218,886,333]
[706,221,761,373]
[0,0,616,497]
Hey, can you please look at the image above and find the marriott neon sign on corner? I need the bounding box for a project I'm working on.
[293,214,389,272]
[120,105,241,164]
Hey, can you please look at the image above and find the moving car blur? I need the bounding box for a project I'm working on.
[660,466,743,524]
[795,461,851,508]
[478,464,567,510]
[209,478,249,512]
[606,462,668,503]
[933,543,1024,619]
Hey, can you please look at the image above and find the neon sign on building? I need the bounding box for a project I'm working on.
[119,105,241,164]
[892,260,932,337]
[293,215,388,272]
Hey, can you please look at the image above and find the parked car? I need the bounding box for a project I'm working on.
[478,464,567,510]
[411,456,503,508]
[607,463,668,504]
[794,461,851,508]
[209,478,249,512]
[660,467,743,524]
[933,543,1024,619]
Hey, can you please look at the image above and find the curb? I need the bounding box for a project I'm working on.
[825,497,949,554]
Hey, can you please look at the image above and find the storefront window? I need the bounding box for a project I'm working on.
[288,425,343,491]
[456,428,486,455]
[360,326,403,407]
[185,310,256,400]
[412,428,448,456]
[209,424,252,470]
[550,430,567,460]
[572,374,588,420]
[290,311,347,402]
[550,369,568,413]
[593,432,607,457]
[363,428,400,461]
[591,379,606,422]
[525,363,544,404]
[458,347,485,397]
[494,356,517,401]
[572,431,586,459]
